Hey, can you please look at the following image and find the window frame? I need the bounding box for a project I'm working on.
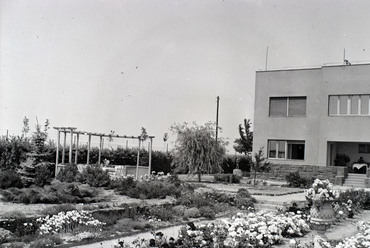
[267,140,305,160]
[269,96,307,117]
[329,94,370,116]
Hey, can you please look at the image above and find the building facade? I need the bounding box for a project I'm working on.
[253,63,370,168]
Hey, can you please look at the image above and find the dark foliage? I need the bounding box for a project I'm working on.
[285,171,314,188]
[0,181,101,204]
[0,136,32,171]
[221,155,252,174]
[34,162,55,187]
[214,174,241,183]
[151,151,173,174]
[0,170,23,189]
[233,119,253,155]
[56,163,81,183]
[80,164,111,187]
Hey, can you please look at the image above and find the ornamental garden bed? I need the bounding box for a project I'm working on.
[1,174,370,248]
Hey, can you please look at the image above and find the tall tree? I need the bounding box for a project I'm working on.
[233,119,253,155]
[171,122,227,182]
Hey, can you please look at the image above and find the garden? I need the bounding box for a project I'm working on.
[1,119,370,247]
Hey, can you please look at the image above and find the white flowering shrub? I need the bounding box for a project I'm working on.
[36,210,105,235]
[335,221,370,248]
[305,179,339,208]
[178,211,310,247]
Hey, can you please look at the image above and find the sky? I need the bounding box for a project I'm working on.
[2,0,370,152]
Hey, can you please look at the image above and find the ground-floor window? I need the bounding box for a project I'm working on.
[268,140,305,160]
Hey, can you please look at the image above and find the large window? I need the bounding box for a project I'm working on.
[269,97,306,117]
[329,94,370,116]
[268,140,305,160]
[359,144,370,154]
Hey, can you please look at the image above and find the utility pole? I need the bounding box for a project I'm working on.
[215,96,220,143]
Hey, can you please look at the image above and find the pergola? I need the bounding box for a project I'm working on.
[53,127,154,179]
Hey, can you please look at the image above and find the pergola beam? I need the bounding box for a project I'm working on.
[53,127,155,177]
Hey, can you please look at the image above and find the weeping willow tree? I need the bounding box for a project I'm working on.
[171,122,227,182]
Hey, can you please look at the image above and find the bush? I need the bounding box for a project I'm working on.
[0,136,32,171]
[34,162,54,187]
[184,207,200,218]
[172,205,187,216]
[0,170,23,189]
[235,188,256,209]
[0,181,101,204]
[148,205,174,221]
[199,206,216,219]
[128,180,181,199]
[285,171,314,188]
[214,173,241,183]
[56,163,80,183]
[80,164,111,187]
[29,235,63,248]
[221,155,252,174]
[113,178,182,199]
[151,151,173,174]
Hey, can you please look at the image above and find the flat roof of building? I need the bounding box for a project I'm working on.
[257,62,370,73]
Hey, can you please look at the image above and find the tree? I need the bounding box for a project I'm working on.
[233,119,253,155]
[251,148,270,188]
[171,122,227,182]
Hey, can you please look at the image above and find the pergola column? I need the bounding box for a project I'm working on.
[69,129,73,164]
[87,134,91,165]
[75,133,79,164]
[55,129,60,176]
[148,137,153,175]
[62,131,67,164]
[136,137,141,179]
[98,135,103,165]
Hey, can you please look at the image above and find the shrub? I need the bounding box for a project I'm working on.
[109,176,136,191]
[0,136,32,171]
[41,204,76,216]
[151,151,173,174]
[148,205,174,221]
[184,207,200,218]
[0,181,101,204]
[221,155,252,174]
[0,227,14,244]
[80,164,110,187]
[336,188,370,213]
[234,188,256,209]
[214,173,241,183]
[34,162,54,187]
[56,163,80,183]
[285,171,314,188]
[0,170,23,189]
[199,206,216,219]
[29,235,63,248]
[172,205,186,216]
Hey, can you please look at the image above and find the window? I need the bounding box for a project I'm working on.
[359,144,370,153]
[329,94,370,116]
[268,140,305,160]
[269,97,306,117]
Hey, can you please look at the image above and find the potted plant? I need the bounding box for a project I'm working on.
[305,179,340,231]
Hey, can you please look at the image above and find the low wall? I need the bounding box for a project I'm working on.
[255,163,348,184]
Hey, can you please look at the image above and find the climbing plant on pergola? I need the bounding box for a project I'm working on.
[53,127,154,179]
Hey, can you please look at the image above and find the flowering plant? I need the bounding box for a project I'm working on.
[36,210,105,235]
[305,179,339,208]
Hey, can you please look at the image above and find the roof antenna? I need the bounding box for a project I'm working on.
[343,48,351,65]
[265,46,269,70]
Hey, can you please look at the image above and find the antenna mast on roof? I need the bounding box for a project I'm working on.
[265,46,269,70]
[343,48,351,65]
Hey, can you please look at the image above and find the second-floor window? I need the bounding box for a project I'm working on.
[329,94,370,116]
[269,96,306,117]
